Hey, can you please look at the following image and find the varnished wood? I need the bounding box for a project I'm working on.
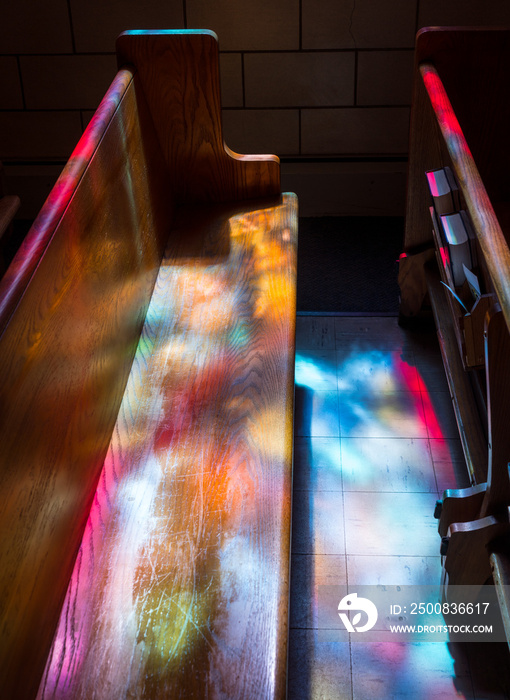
[490,542,510,647]
[425,266,488,483]
[461,295,492,369]
[403,30,510,634]
[397,247,435,321]
[415,27,510,205]
[0,31,296,700]
[0,69,173,700]
[419,61,510,334]
[402,28,510,328]
[0,69,136,334]
[404,30,510,586]
[444,515,510,590]
[438,482,487,538]
[37,195,297,699]
[428,211,492,370]
[116,30,281,204]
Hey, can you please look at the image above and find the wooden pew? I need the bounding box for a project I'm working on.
[399,27,510,637]
[0,30,297,699]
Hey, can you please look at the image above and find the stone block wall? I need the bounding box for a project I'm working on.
[1,0,509,216]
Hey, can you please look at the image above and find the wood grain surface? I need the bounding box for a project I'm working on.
[444,515,510,589]
[116,31,281,204]
[0,69,134,335]
[0,70,173,699]
[36,195,297,700]
[425,267,488,484]
[402,27,510,330]
[416,27,510,203]
[0,31,295,699]
[490,545,510,646]
[420,61,510,336]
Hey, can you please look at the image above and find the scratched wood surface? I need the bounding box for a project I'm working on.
[36,195,297,700]
[0,71,173,699]
[0,31,294,699]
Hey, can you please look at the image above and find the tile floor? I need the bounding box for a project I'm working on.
[288,315,510,700]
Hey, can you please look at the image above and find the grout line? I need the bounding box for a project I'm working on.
[66,0,76,54]
[299,0,302,51]
[16,56,26,110]
[336,324,353,700]
[298,107,302,155]
[241,52,246,108]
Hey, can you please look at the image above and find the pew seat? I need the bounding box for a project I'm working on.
[0,30,297,700]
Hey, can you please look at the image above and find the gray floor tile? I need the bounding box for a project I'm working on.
[336,345,421,396]
[343,491,440,557]
[295,388,340,438]
[351,642,473,699]
[334,316,410,350]
[293,436,342,492]
[296,315,337,351]
[341,436,435,493]
[291,489,345,555]
[338,391,428,439]
[416,365,451,394]
[434,459,472,494]
[422,391,460,440]
[295,349,338,391]
[429,438,466,463]
[288,628,352,700]
[347,554,442,585]
[290,315,504,699]
[290,553,346,628]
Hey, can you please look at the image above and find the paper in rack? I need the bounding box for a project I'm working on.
[426,166,461,215]
[440,211,474,286]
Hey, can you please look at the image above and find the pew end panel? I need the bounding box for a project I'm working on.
[0,30,297,700]
[116,29,281,205]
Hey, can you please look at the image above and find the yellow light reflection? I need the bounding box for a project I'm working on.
[38,196,297,698]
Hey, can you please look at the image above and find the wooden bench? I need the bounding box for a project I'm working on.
[399,27,510,643]
[0,30,297,699]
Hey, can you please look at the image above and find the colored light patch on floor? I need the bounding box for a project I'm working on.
[289,316,510,699]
